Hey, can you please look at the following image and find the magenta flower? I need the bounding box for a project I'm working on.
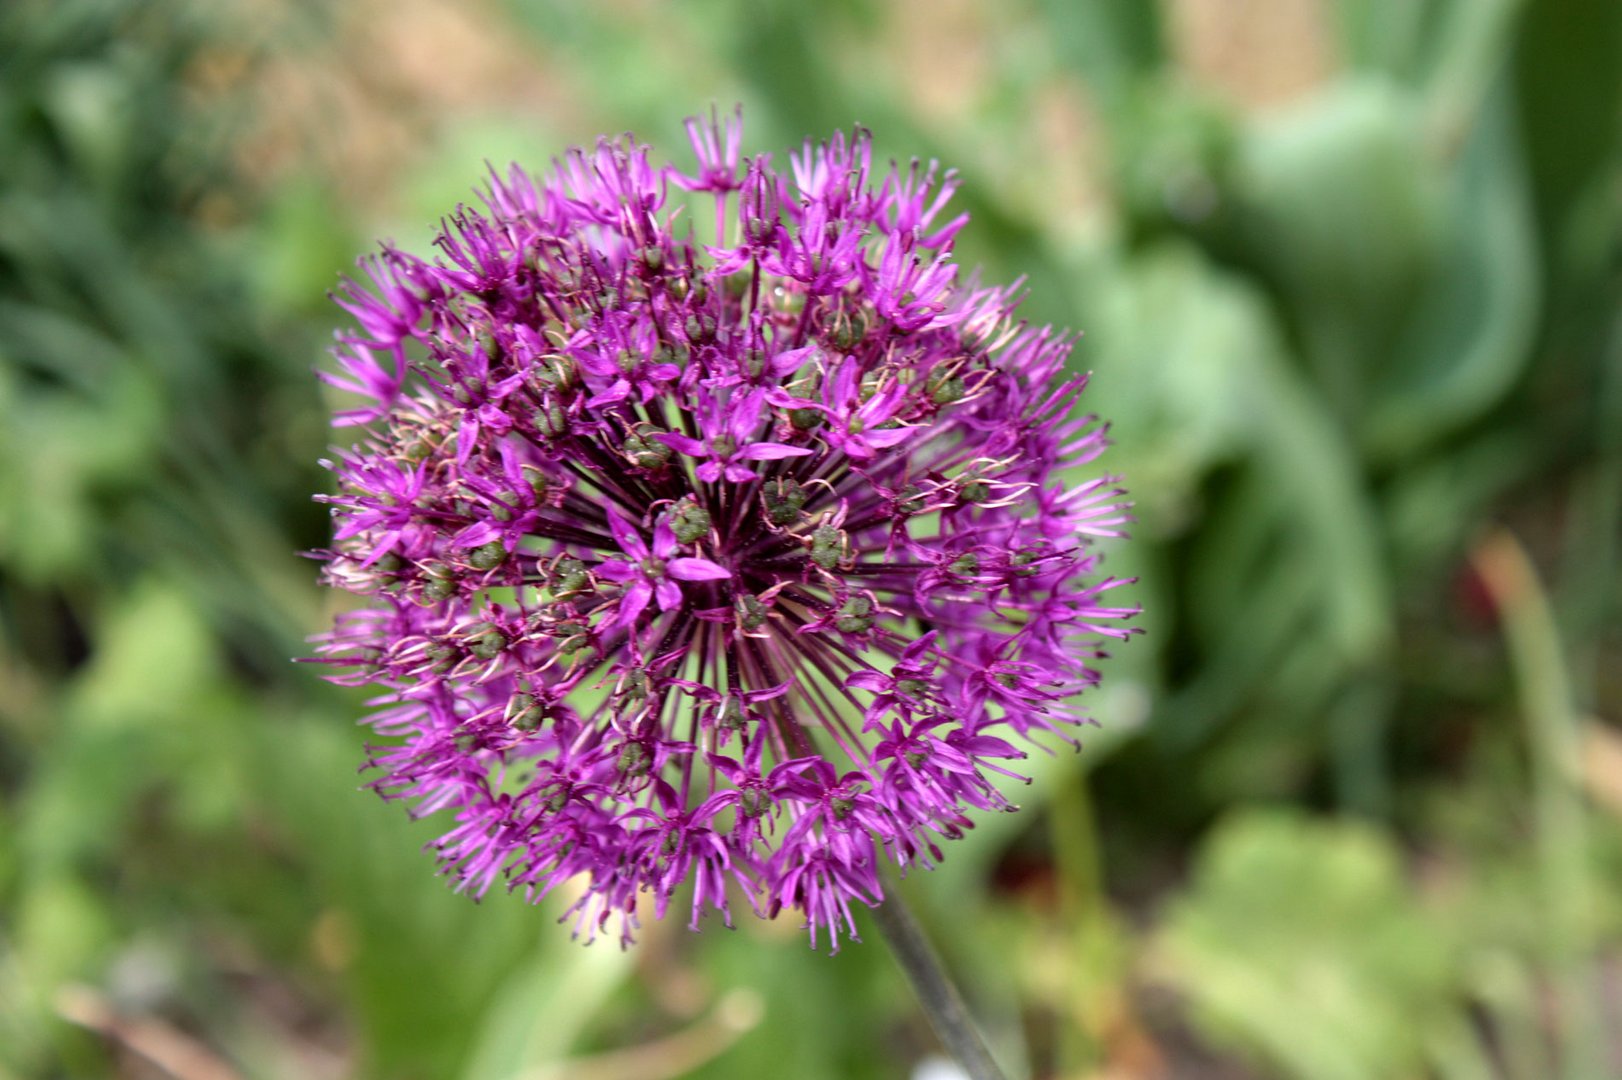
[596,512,731,627]
[310,112,1137,951]
[654,388,813,482]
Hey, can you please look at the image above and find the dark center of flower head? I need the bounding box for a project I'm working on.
[312,108,1139,951]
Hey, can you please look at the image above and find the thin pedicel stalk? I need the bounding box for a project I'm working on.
[869,869,1008,1080]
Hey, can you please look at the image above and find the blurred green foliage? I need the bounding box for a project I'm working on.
[1,0,1619,1077]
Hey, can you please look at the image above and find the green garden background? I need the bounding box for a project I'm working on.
[2,1,1619,1077]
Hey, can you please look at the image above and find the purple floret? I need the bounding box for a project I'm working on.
[309,111,1138,951]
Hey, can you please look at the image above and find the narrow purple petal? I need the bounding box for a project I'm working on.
[653,519,678,558]
[844,671,890,693]
[737,441,815,461]
[654,432,709,457]
[607,512,646,559]
[729,389,765,440]
[861,427,913,450]
[668,557,731,581]
[619,580,653,626]
[595,559,637,582]
[585,380,631,408]
[768,345,816,378]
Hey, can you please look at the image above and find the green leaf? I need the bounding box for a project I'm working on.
[1368,68,1538,462]
[1156,809,1463,1080]
[458,941,634,1080]
[1233,79,1443,423]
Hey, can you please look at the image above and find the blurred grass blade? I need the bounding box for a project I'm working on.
[1471,529,1604,1080]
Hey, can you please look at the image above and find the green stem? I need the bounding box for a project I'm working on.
[867,867,1009,1080]
[1049,770,1102,1073]
[1473,529,1603,1079]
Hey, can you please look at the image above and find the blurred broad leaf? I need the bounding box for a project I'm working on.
[1156,809,1462,1080]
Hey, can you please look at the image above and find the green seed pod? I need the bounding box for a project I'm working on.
[477,329,502,362]
[549,558,590,598]
[684,313,716,342]
[739,787,771,818]
[894,483,926,516]
[717,695,746,730]
[424,641,458,674]
[545,356,579,392]
[735,593,769,630]
[810,522,845,570]
[553,618,588,647]
[420,563,458,602]
[533,402,569,437]
[834,594,874,633]
[469,541,507,570]
[788,407,823,432]
[666,499,711,544]
[831,313,867,350]
[624,432,673,469]
[928,372,966,405]
[621,668,651,702]
[422,577,458,603]
[617,741,651,778]
[764,480,809,526]
[470,631,507,661]
[506,693,545,732]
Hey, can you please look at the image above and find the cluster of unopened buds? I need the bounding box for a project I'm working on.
[312,109,1137,950]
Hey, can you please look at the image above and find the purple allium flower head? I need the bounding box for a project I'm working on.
[310,109,1139,951]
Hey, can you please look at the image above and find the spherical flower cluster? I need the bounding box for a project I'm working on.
[311,110,1137,950]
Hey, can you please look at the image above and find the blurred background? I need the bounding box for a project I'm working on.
[1,0,1619,1077]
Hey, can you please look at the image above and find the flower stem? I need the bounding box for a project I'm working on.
[868,868,1009,1080]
